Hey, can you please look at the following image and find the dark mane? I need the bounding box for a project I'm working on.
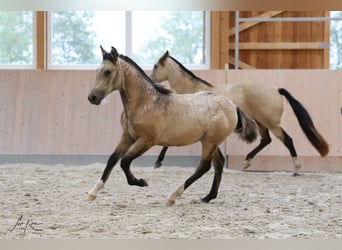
[168,56,213,87]
[118,54,172,95]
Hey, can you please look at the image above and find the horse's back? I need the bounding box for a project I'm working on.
[155,92,237,146]
[222,82,284,128]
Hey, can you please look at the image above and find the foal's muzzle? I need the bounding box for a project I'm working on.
[88,89,105,105]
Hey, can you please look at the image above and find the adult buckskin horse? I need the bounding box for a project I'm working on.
[87,46,258,205]
[150,51,329,176]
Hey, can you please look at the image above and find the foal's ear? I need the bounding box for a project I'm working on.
[100,45,107,57]
[159,50,169,66]
[110,46,119,63]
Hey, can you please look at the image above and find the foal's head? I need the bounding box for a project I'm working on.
[88,46,122,105]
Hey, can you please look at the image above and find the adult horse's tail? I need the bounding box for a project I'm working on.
[235,107,258,143]
[278,88,329,156]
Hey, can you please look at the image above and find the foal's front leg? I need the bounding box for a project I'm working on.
[87,132,134,201]
[120,137,155,186]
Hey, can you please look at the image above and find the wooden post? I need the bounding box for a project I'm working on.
[36,11,46,69]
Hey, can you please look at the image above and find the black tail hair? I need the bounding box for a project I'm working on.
[278,88,329,156]
[235,107,258,143]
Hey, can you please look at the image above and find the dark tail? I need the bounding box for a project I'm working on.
[278,88,329,156]
[234,107,258,143]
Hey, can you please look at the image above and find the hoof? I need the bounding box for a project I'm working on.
[138,178,148,187]
[201,197,211,203]
[243,160,251,170]
[88,194,97,201]
[292,172,301,177]
[166,199,175,206]
[154,161,162,169]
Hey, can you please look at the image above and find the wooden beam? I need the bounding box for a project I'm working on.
[210,11,230,69]
[229,42,329,50]
[36,11,46,69]
[229,11,284,37]
[210,11,220,69]
[219,12,229,69]
[228,56,255,69]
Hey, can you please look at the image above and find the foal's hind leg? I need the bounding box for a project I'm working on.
[244,124,271,169]
[87,132,134,201]
[166,144,217,206]
[202,148,225,203]
[270,127,301,176]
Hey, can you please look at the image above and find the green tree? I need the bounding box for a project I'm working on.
[330,11,342,69]
[52,11,97,64]
[133,12,204,65]
[0,11,33,64]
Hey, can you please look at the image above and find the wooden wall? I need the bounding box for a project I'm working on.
[0,69,341,171]
[211,11,330,69]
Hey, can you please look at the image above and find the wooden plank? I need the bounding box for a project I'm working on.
[219,12,229,69]
[36,11,46,69]
[210,11,220,69]
[228,11,284,37]
[211,11,230,69]
[229,42,329,50]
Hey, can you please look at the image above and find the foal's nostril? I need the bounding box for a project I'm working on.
[88,89,104,105]
[88,94,97,103]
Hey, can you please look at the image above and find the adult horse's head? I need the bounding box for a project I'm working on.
[88,46,122,105]
[150,50,170,83]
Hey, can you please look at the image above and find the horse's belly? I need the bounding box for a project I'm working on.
[157,126,204,146]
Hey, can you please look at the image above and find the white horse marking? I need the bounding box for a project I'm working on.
[166,184,185,206]
[87,179,105,201]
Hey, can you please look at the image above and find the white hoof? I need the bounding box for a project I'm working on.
[243,159,251,169]
[87,194,97,201]
[166,199,175,206]
[87,179,104,201]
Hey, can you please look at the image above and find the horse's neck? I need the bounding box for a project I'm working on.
[167,64,211,94]
[119,61,153,112]
[120,62,145,105]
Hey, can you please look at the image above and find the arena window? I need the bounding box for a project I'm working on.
[0,11,35,69]
[46,11,210,70]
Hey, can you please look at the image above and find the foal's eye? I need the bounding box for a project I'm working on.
[104,70,111,76]
[153,64,158,69]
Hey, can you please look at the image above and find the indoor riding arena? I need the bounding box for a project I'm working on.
[0,10,342,239]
